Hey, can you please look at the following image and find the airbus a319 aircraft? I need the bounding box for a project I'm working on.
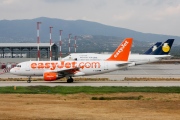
[10,38,133,83]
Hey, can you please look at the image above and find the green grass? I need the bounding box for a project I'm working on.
[0,86,179,94]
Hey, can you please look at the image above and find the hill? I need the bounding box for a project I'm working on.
[0,17,180,44]
[0,17,180,55]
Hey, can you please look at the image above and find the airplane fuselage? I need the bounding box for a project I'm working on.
[10,60,128,76]
[63,53,171,65]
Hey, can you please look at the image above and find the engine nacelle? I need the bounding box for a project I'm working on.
[43,72,63,81]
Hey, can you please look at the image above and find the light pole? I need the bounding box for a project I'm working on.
[68,34,72,54]
[37,22,41,61]
[59,30,63,60]
[49,26,53,61]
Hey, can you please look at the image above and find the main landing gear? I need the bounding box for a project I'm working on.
[27,76,31,83]
[67,76,74,83]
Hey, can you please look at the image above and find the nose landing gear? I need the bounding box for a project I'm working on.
[27,76,31,83]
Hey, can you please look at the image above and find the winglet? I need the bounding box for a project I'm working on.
[150,39,174,55]
[106,38,133,61]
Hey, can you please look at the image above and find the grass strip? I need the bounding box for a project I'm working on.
[0,86,179,94]
[91,95,143,100]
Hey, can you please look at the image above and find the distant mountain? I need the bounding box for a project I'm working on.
[0,17,180,45]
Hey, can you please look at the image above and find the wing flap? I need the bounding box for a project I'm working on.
[44,67,79,73]
[116,63,130,67]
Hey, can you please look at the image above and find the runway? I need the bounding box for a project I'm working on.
[0,81,180,87]
[0,64,180,87]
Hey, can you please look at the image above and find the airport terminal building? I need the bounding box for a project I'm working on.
[0,43,58,64]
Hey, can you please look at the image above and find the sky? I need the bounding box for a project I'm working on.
[0,0,180,36]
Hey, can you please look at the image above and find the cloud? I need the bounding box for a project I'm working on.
[112,12,135,21]
[0,0,14,4]
[123,0,178,6]
[148,3,180,21]
[0,0,20,5]
[42,0,80,3]
[0,0,180,36]
[160,4,180,16]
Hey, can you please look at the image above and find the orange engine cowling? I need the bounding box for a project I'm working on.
[43,72,61,81]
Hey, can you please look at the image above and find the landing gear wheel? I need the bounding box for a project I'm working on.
[70,78,74,83]
[67,77,74,83]
[27,80,31,83]
[67,79,71,83]
[27,76,31,83]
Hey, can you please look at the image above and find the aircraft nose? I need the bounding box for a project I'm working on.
[10,68,15,74]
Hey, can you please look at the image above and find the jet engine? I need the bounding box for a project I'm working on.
[43,72,63,81]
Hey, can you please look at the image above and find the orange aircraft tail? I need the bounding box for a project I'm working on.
[106,38,133,61]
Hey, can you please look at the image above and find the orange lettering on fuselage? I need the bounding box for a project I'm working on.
[30,61,100,70]
[57,61,64,68]
[50,63,57,70]
[45,63,50,68]
[65,62,71,68]
[31,63,37,69]
[38,63,44,69]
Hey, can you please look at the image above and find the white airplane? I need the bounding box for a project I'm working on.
[63,39,174,66]
[10,38,133,83]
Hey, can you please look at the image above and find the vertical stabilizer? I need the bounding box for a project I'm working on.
[106,38,133,61]
[151,39,174,55]
[144,42,162,54]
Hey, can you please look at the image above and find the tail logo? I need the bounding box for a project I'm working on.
[114,40,129,58]
[162,43,170,52]
[152,45,158,51]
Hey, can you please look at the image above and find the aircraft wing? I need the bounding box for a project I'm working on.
[116,62,132,67]
[44,67,79,73]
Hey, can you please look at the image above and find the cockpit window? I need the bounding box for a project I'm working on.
[16,65,21,67]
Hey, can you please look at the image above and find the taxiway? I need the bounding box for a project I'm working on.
[0,64,180,87]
